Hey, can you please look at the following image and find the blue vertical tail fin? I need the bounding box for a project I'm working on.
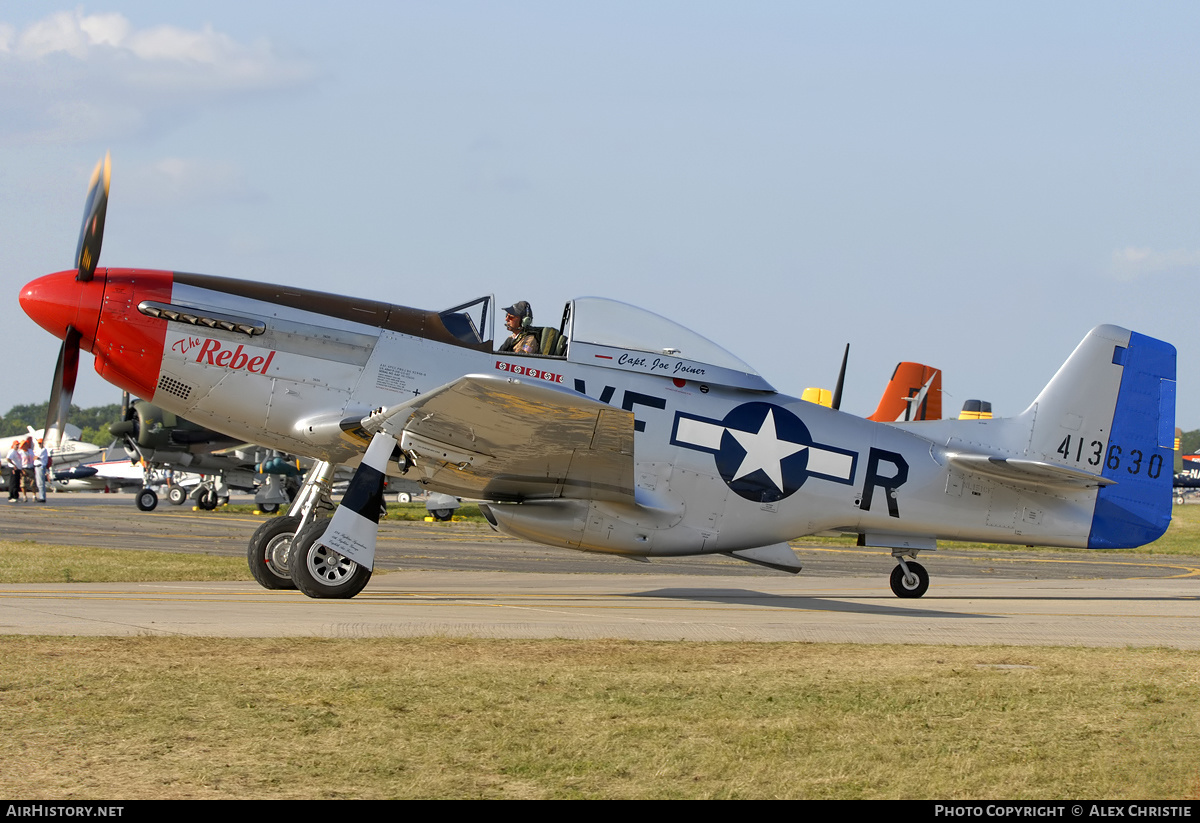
[1087,330,1176,548]
[1019,325,1175,548]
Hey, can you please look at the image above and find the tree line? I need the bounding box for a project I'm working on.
[1,402,124,447]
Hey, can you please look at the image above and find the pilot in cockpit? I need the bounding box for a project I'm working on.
[498,301,539,354]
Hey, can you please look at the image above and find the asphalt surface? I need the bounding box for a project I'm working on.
[1,492,1197,646]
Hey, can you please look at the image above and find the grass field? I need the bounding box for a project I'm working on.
[0,541,249,583]
[1,638,1197,799]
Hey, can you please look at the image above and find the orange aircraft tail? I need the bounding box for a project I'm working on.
[867,362,942,422]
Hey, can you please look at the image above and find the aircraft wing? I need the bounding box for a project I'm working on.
[376,374,636,502]
[946,454,1115,489]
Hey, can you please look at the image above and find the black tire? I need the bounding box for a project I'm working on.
[890,561,929,598]
[259,502,279,514]
[289,518,372,599]
[197,488,219,510]
[246,516,300,590]
[432,509,453,521]
[136,488,158,512]
[167,486,187,506]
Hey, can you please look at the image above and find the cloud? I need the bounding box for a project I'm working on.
[0,9,314,143]
[1110,246,1200,281]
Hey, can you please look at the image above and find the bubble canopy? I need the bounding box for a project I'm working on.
[563,297,774,392]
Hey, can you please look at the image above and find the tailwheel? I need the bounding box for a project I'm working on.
[890,560,929,598]
[289,518,372,599]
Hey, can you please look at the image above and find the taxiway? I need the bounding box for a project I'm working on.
[1,494,1197,647]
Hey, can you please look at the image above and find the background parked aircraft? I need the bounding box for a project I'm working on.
[804,356,943,423]
[866,362,942,422]
[0,425,100,469]
[1171,427,1200,504]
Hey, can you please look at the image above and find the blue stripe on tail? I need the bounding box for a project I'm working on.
[1088,332,1176,549]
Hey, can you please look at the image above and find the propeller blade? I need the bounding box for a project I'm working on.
[44,326,81,449]
[74,153,111,282]
[831,343,849,411]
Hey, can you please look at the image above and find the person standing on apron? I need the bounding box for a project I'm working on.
[34,438,49,503]
[7,440,22,502]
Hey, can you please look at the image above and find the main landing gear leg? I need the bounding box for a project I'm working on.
[889,552,930,598]
[287,432,394,599]
[246,460,336,591]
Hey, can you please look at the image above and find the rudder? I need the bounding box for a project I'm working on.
[1089,330,1176,548]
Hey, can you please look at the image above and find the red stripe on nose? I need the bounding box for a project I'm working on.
[92,269,174,399]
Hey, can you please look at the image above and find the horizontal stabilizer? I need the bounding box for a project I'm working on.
[946,454,1117,489]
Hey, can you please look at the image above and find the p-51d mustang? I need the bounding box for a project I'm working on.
[20,156,1177,599]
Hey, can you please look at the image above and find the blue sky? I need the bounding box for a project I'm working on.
[3,2,1198,426]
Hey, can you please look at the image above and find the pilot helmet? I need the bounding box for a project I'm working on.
[503,301,533,327]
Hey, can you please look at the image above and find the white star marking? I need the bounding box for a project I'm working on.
[728,409,807,492]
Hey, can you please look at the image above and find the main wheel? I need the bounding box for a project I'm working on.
[167,486,187,505]
[431,508,453,521]
[890,561,929,598]
[136,488,158,512]
[289,519,372,599]
[395,492,411,504]
[197,488,219,510]
[258,502,280,514]
[247,516,301,590]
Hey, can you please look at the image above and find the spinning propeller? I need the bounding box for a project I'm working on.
[44,154,110,448]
